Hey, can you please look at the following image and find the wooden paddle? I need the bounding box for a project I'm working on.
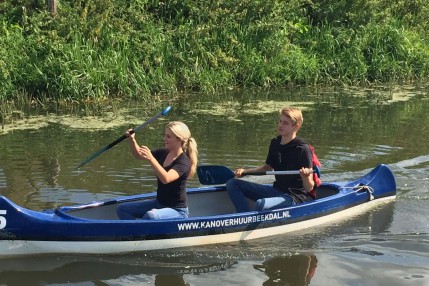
[75,106,172,169]
[197,165,320,185]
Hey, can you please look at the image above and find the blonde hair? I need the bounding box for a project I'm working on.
[279,107,303,126]
[166,121,198,178]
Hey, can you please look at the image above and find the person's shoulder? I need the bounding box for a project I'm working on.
[270,136,281,144]
[293,137,308,145]
[292,138,311,152]
[286,137,308,148]
[178,152,191,163]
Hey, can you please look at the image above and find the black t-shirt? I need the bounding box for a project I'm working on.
[265,136,313,203]
[152,148,190,208]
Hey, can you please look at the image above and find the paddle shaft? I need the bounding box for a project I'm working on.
[243,170,313,176]
[75,106,172,169]
[197,165,320,185]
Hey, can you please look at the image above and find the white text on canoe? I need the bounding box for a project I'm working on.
[177,211,290,231]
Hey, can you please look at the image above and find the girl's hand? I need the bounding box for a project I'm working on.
[138,145,154,162]
[125,128,135,139]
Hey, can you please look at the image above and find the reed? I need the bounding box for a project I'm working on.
[1,0,429,108]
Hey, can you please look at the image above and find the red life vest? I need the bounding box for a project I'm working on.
[308,144,322,199]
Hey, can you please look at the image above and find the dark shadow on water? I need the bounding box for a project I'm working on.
[254,253,318,286]
[248,203,395,286]
[0,252,236,286]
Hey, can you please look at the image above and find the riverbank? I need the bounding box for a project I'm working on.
[1,1,429,106]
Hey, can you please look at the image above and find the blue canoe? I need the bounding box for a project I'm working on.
[0,164,396,257]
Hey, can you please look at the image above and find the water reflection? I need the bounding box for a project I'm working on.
[254,253,318,286]
[0,253,236,286]
[154,274,189,286]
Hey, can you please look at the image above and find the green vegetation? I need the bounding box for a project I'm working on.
[1,0,429,104]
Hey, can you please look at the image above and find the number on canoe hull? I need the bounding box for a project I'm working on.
[0,210,6,229]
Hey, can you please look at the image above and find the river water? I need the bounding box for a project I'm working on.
[0,85,429,285]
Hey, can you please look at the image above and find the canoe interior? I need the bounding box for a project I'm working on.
[56,185,340,220]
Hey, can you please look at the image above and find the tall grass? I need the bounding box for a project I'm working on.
[1,0,429,105]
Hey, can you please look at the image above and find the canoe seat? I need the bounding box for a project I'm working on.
[315,185,340,199]
[187,189,237,217]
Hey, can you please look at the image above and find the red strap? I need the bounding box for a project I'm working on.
[308,144,321,198]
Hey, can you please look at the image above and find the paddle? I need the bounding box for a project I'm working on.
[75,106,172,169]
[197,165,321,185]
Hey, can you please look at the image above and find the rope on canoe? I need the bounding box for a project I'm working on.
[342,185,375,201]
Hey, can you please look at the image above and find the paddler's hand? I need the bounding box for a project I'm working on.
[233,168,245,178]
[299,167,313,179]
[125,128,136,139]
[138,145,154,162]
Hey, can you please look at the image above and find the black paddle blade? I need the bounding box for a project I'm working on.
[197,165,235,185]
[75,134,128,169]
[75,106,172,169]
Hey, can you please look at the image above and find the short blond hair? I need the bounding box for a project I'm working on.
[279,107,303,126]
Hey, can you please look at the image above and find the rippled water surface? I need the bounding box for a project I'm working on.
[0,86,429,285]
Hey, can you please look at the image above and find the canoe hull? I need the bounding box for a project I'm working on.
[0,164,396,257]
[0,196,394,257]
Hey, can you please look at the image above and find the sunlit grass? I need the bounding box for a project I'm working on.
[1,0,429,114]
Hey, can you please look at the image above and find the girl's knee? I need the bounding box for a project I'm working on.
[143,210,159,220]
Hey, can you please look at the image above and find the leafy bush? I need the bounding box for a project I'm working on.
[1,0,429,102]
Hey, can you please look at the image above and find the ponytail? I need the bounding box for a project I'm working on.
[185,137,198,178]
